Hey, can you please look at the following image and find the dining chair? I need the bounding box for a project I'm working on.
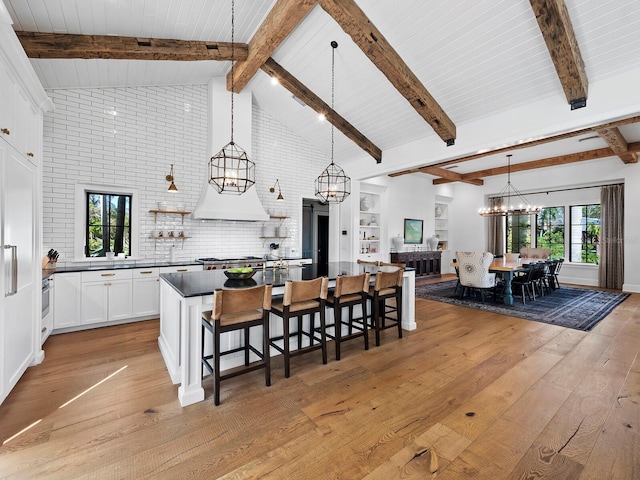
[553,258,564,288]
[325,272,370,360]
[511,265,536,304]
[201,284,273,406]
[269,277,329,378]
[455,251,497,302]
[367,267,404,346]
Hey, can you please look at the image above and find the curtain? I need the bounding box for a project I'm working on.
[599,184,624,289]
[487,197,505,256]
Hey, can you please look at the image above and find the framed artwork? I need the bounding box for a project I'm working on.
[404,218,424,244]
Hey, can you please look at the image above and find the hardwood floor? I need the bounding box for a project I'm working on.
[1,284,638,479]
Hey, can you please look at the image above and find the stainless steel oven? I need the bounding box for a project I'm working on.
[42,277,52,319]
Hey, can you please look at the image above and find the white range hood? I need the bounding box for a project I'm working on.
[192,78,269,221]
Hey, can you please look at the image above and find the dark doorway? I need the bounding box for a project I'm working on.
[317,214,329,275]
[302,199,329,274]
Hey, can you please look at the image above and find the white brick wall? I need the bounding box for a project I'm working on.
[42,84,328,262]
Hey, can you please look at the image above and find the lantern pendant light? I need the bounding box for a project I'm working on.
[209,0,255,195]
[315,41,351,204]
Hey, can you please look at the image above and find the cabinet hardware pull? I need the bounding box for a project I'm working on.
[139,271,153,274]
[177,269,188,272]
[42,327,47,333]
[27,152,34,157]
[101,273,115,276]
[1,128,10,135]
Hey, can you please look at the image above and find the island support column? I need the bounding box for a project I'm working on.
[178,298,205,407]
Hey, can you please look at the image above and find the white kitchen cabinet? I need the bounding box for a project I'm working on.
[81,270,132,324]
[132,268,160,317]
[53,272,81,329]
[0,10,54,406]
[0,139,38,405]
[159,265,202,274]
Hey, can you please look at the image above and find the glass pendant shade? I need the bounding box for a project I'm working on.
[315,161,351,203]
[314,40,351,204]
[209,141,255,194]
[209,0,255,195]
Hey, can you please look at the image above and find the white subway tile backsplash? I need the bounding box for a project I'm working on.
[42,85,327,262]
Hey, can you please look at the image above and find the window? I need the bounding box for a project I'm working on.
[506,214,531,253]
[570,204,600,264]
[74,183,139,260]
[86,192,132,257]
[536,207,565,258]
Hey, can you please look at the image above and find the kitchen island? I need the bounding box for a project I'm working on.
[159,262,416,406]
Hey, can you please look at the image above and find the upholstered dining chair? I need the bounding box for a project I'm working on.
[201,284,273,406]
[455,251,497,302]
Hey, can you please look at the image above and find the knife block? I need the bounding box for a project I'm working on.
[42,256,57,269]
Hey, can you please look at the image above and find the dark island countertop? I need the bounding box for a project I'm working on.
[161,262,411,298]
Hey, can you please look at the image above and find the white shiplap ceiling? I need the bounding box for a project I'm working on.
[6,0,640,176]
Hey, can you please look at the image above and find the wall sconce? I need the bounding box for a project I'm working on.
[166,164,178,192]
[270,179,284,201]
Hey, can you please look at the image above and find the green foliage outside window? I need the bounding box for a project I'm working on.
[536,207,565,258]
[506,214,531,253]
[86,192,131,257]
[570,204,600,264]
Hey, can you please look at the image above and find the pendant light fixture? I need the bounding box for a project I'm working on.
[209,0,255,195]
[166,164,178,192]
[315,41,351,204]
[479,154,541,216]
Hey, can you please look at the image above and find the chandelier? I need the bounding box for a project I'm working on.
[209,0,255,195]
[479,154,541,217]
[315,41,351,204]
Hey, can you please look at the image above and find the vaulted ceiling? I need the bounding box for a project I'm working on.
[5,0,640,183]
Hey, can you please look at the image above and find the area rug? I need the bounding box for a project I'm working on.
[415,280,629,331]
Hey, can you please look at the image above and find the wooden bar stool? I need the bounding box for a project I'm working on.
[269,277,329,378]
[368,267,404,346]
[325,272,370,360]
[201,284,272,406]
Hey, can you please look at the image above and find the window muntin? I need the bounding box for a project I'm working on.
[506,214,531,253]
[570,204,600,264]
[536,206,565,258]
[86,192,132,257]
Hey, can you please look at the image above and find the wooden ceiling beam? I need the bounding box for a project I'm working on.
[594,127,638,163]
[529,0,588,109]
[228,0,317,93]
[389,114,640,178]
[432,147,614,185]
[318,0,456,145]
[15,31,247,61]
[261,57,382,162]
[417,166,483,186]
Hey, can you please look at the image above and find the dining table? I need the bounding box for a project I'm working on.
[158,262,416,407]
[488,257,531,305]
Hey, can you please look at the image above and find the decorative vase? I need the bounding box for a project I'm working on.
[427,235,439,251]
[392,234,404,251]
[360,195,370,211]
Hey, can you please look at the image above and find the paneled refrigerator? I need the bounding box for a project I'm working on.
[1,139,38,405]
